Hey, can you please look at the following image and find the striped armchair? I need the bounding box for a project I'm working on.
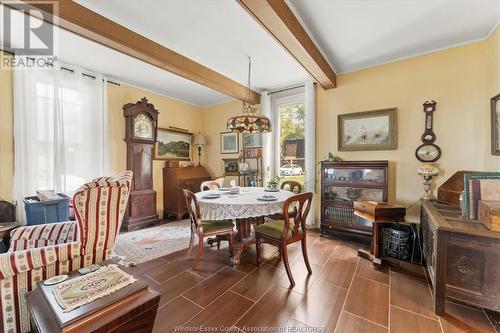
[0,171,133,333]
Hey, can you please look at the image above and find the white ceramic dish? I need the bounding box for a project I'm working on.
[43,274,69,286]
[257,195,278,201]
[202,194,221,199]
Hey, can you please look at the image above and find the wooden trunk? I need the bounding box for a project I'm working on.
[479,201,500,232]
[163,166,211,220]
[420,199,500,315]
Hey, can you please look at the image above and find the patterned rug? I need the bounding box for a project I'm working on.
[113,220,191,264]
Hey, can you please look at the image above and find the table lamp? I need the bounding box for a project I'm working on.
[417,163,439,199]
[193,132,206,166]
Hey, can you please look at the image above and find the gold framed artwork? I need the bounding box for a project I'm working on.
[338,108,397,151]
[491,93,500,155]
[154,128,193,160]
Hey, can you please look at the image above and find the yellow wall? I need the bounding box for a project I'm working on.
[107,84,203,217]
[484,27,500,170]
[0,52,13,202]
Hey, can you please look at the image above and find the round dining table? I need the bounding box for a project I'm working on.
[195,187,295,264]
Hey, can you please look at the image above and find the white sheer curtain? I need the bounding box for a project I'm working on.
[13,59,110,223]
[304,79,316,227]
[261,91,274,184]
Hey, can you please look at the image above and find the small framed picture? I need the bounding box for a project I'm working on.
[223,159,239,175]
[491,93,500,155]
[220,132,239,154]
[338,108,397,151]
[243,133,262,148]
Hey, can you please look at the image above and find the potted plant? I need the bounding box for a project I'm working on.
[266,176,281,190]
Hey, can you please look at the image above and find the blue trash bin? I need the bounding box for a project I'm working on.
[24,193,70,225]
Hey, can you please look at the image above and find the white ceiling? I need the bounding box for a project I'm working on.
[75,0,308,103]
[288,0,500,73]
[2,1,499,106]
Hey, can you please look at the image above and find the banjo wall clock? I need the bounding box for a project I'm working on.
[415,100,442,163]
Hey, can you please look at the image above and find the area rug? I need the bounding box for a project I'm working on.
[53,264,136,312]
[113,219,191,264]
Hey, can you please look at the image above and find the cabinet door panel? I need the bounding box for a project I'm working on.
[132,144,153,190]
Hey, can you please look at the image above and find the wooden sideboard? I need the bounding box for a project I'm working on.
[420,199,500,315]
[163,166,211,220]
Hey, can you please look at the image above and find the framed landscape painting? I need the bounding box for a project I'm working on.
[155,128,192,160]
[491,93,500,155]
[220,132,239,154]
[338,108,397,151]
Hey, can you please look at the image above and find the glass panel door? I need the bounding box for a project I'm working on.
[274,98,305,189]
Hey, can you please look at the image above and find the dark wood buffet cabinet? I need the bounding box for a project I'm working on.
[163,166,211,220]
[320,160,388,237]
[420,199,500,314]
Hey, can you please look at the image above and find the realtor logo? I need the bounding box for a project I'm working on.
[1,1,57,55]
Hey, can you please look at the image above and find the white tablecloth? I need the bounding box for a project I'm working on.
[195,187,295,220]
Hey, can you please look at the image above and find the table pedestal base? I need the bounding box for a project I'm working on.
[207,217,264,265]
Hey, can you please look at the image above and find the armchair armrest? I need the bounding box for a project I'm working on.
[0,241,81,280]
[10,221,79,243]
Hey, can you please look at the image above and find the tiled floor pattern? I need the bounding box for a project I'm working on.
[127,231,498,333]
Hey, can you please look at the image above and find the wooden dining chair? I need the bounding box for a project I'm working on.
[255,192,313,287]
[268,180,303,220]
[200,180,221,192]
[281,180,302,193]
[182,189,234,269]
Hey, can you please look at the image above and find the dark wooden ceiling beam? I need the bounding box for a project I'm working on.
[3,0,260,104]
[237,0,336,89]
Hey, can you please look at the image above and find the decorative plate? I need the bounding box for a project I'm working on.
[257,195,278,201]
[202,194,221,199]
[264,188,280,192]
[44,274,69,286]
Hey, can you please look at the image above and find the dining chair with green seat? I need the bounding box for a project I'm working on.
[182,189,234,269]
[255,192,313,287]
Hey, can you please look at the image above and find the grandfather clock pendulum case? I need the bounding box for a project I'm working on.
[122,97,159,231]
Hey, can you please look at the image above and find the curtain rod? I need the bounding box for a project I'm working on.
[0,50,120,85]
[268,84,305,95]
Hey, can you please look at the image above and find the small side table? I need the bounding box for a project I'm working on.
[0,222,19,253]
[353,201,406,269]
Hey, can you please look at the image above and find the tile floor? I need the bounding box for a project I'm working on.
[127,231,498,333]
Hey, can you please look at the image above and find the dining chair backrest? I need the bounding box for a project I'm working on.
[182,189,203,231]
[200,180,221,192]
[282,192,313,239]
[281,181,302,194]
[213,176,225,188]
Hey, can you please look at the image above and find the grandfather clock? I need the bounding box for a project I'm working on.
[122,97,159,231]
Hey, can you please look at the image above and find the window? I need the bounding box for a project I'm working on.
[273,92,306,189]
[13,63,110,221]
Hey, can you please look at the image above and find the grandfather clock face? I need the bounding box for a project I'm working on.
[133,113,154,140]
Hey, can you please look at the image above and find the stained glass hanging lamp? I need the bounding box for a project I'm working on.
[226,57,271,133]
